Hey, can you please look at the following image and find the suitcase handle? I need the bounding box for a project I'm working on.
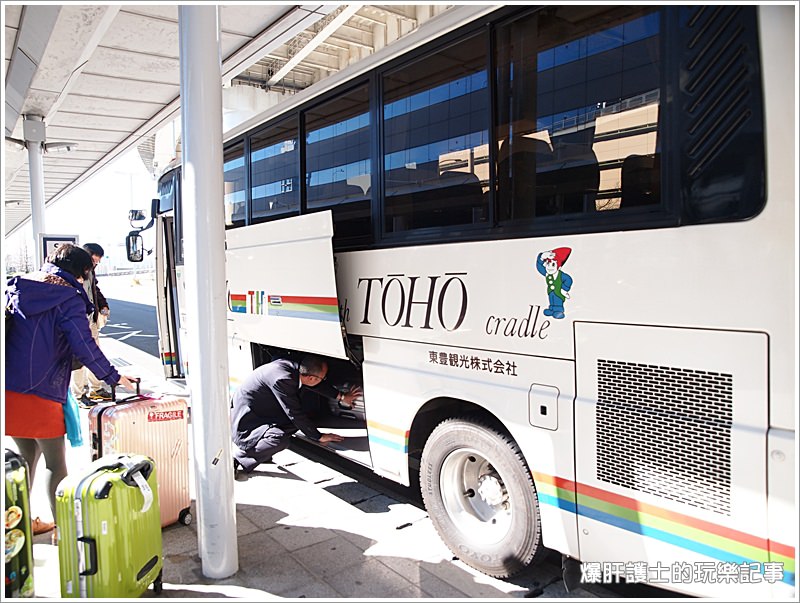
[120,459,154,485]
[90,456,153,482]
[111,377,141,402]
[5,448,29,473]
[78,536,98,576]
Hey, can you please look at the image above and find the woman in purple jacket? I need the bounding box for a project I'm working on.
[5,243,135,534]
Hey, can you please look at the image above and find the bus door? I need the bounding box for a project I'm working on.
[574,323,770,597]
[225,210,348,365]
[154,214,186,380]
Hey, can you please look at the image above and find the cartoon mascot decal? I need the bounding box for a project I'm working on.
[536,247,573,319]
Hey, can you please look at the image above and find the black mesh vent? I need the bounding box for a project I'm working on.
[596,359,733,515]
[678,5,765,222]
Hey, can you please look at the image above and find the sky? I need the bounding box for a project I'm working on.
[3,148,158,273]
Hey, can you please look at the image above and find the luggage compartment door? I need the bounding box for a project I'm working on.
[574,322,771,597]
[226,211,347,359]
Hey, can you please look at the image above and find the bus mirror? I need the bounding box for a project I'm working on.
[128,209,147,222]
[126,232,144,263]
[129,200,157,232]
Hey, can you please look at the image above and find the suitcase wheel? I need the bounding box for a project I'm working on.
[179,508,192,526]
[153,571,163,595]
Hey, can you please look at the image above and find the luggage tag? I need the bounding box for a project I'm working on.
[128,470,153,514]
[119,457,154,514]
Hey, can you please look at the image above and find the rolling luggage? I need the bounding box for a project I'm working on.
[88,381,192,527]
[4,449,35,598]
[55,454,163,598]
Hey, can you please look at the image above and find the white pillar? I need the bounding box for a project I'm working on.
[24,115,46,268]
[178,5,238,579]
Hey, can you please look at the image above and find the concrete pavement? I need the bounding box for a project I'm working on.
[17,325,614,599]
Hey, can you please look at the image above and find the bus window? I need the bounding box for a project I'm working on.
[224,141,245,227]
[382,32,490,233]
[495,7,661,220]
[304,84,372,244]
[157,172,175,213]
[251,117,300,222]
[157,169,184,265]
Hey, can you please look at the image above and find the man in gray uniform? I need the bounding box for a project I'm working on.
[230,355,362,475]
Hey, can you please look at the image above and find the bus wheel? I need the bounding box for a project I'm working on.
[420,418,542,578]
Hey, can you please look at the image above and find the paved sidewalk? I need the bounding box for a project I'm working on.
[19,335,611,599]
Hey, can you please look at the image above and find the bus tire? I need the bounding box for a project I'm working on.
[420,417,542,578]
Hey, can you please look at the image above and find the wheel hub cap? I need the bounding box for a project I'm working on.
[477,473,506,507]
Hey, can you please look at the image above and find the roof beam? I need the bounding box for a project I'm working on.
[267,5,361,86]
[4,5,61,136]
[221,5,336,83]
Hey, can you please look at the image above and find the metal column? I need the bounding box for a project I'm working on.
[178,5,238,579]
[24,115,46,268]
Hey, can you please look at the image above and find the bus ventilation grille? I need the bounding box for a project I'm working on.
[595,359,733,516]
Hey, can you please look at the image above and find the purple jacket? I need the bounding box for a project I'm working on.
[5,264,121,404]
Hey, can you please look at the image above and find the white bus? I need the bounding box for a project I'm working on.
[127,5,796,597]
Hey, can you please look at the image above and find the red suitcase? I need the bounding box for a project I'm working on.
[88,383,192,527]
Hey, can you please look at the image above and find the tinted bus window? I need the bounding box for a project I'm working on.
[157,172,175,214]
[382,32,490,233]
[251,117,299,222]
[495,7,661,221]
[224,141,245,227]
[158,169,184,264]
[304,85,372,242]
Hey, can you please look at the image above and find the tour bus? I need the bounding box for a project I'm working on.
[127,5,796,597]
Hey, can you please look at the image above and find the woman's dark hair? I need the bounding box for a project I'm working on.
[83,242,104,258]
[47,243,94,279]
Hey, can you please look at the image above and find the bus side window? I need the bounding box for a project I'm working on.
[621,153,660,208]
[224,141,246,228]
[250,117,300,223]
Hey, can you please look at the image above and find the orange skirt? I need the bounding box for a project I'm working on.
[4,390,65,438]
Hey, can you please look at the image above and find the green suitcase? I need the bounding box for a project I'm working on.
[55,454,163,597]
[5,449,35,598]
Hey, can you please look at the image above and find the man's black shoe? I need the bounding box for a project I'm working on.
[89,388,113,401]
[78,395,97,409]
[233,459,249,481]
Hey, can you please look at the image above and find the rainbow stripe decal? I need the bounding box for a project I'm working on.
[366,420,409,453]
[230,294,247,313]
[533,472,795,586]
[161,352,176,366]
[267,295,339,322]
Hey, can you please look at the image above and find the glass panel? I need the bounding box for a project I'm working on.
[223,141,245,227]
[250,118,299,222]
[157,170,176,214]
[382,33,490,233]
[305,85,372,241]
[157,170,183,264]
[495,7,661,221]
